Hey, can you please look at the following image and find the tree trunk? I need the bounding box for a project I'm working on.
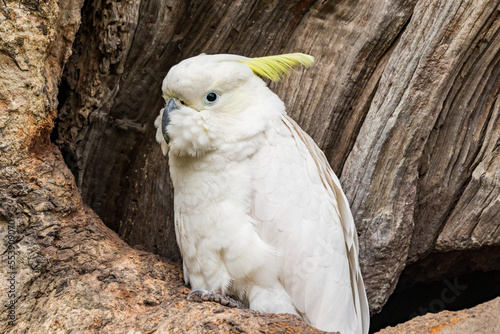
[1,0,499,332]
[0,0,326,332]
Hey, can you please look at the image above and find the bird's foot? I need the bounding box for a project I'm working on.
[187,289,246,309]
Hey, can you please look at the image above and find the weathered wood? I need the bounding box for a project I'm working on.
[342,0,500,311]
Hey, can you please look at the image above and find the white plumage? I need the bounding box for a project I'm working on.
[154,53,369,334]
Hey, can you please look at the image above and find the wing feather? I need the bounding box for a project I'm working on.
[250,115,369,334]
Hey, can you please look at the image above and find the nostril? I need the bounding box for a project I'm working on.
[166,98,179,111]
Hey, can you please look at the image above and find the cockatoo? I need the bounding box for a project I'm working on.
[154,53,369,334]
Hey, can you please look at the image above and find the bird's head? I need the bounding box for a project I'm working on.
[154,53,314,157]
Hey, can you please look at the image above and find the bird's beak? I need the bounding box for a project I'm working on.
[162,98,179,143]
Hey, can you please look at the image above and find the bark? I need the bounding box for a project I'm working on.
[1,0,499,332]
[376,297,500,334]
[342,0,500,311]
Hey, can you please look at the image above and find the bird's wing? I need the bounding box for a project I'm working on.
[250,114,369,334]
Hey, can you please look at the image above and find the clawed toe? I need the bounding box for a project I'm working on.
[187,289,209,302]
[186,289,246,309]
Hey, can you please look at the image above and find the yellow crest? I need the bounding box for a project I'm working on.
[242,53,314,82]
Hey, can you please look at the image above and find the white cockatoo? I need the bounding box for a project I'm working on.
[154,53,369,334]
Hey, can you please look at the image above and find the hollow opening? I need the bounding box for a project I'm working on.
[370,255,500,333]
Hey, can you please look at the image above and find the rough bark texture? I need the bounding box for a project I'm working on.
[376,297,500,334]
[1,0,499,332]
[342,0,500,311]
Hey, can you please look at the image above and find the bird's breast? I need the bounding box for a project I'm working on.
[169,149,255,233]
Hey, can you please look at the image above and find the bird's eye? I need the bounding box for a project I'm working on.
[204,92,218,104]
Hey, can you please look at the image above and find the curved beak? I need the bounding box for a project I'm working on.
[162,98,179,143]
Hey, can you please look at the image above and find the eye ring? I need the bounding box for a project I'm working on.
[204,92,218,104]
